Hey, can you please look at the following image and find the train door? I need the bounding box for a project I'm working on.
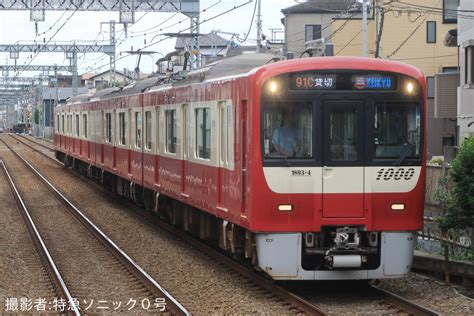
[240,100,248,215]
[322,101,365,218]
[100,110,105,165]
[181,104,189,196]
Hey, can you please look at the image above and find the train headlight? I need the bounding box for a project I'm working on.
[406,82,414,94]
[268,81,279,94]
[391,203,405,211]
[278,204,293,212]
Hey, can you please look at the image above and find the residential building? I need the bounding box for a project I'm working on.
[457,0,474,142]
[82,70,134,89]
[281,0,459,156]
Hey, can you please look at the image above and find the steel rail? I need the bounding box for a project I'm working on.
[81,181,329,315]
[17,134,55,152]
[11,136,327,314]
[8,134,64,166]
[1,139,190,316]
[0,159,80,316]
[10,135,442,315]
[370,284,440,316]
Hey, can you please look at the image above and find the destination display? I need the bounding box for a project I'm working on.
[290,73,397,91]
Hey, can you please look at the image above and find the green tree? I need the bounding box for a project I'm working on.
[439,137,474,258]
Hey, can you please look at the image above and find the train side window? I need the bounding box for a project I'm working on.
[165,109,176,154]
[61,115,65,134]
[145,110,152,150]
[219,102,227,164]
[83,113,88,139]
[196,107,211,160]
[135,111,142,149]
[105,113,112,143]
[56,115,60,133]
[119,112,126,145]
[75,114,79,137]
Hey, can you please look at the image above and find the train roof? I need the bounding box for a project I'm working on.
[63,55,424,105]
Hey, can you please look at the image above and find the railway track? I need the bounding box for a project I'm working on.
[0,137,189,315]
[17,134,54,152]
[5,133,441,315]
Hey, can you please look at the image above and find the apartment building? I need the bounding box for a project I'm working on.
[457,0,474,142]
[281,0,459,156]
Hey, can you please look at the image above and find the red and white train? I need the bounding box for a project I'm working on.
[55,54,426,280]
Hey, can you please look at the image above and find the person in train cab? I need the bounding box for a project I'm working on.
[272,112,300,157]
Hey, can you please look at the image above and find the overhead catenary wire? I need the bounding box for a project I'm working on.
[15,8,80,79]
[80,0,225,71]
[83,0,254,74]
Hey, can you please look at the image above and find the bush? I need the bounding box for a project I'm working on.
[440,137,474,231]
[439,137,474,258]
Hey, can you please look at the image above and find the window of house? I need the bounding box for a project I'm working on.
[196,107,211,159]
[165,110,176,153]
[305,24,321,42]
[119,112,126,145]
[83,114,88,138]
[443,0,459,23]
[466,46,474,85]
[105,113,112,143]
[135,112,142,149]
[426,21,436,43]
[442,66,459,73]
[145,111,152,150]
[426,76,435,98]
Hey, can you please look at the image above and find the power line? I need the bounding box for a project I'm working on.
[17,8,80,78]
[83,1,253,74]
[385,0,436,59]
[336,20,373,55]
[236,0,258,43]
[391,53,458,61]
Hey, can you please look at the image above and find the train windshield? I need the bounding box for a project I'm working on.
[374,103,421,159]
[263,102,313,159]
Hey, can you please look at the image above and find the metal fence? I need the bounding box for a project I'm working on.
[419,165,472,256]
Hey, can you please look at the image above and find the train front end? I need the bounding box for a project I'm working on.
[252,57,426,280]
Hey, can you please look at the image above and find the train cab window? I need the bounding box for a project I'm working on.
[263,102,313,159]
[328,108,359,161]
[374,103,421,159]
[118,112,126,145]
[105,113,112,143]
[145,111,152,150]
[75,114,80,137]
[135,112,142,149]
[165,110,176,153]
[195,107,211,159]
[83,114,88,139]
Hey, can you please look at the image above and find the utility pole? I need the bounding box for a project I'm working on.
[256,0,262,53]
[110,20,116,86]
[362,0,368,57]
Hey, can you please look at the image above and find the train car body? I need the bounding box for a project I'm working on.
[55,55,426,280]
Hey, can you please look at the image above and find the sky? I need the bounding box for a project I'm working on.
[0,0,297,77]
